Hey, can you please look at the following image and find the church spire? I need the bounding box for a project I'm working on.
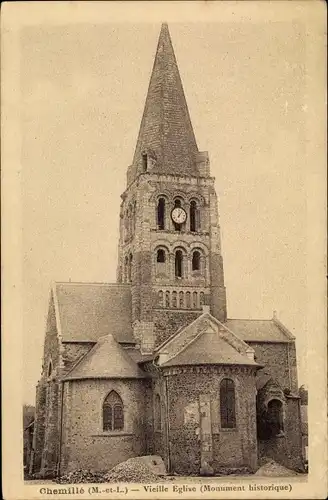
[131,23,199,179]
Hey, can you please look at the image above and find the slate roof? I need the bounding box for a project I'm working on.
[132,23,199,178]
[53,282,134,343]
[226,319,295,343]
[64,334,147,380]
[162,329,259,368]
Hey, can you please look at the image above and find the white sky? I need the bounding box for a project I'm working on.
[20,18,314,405]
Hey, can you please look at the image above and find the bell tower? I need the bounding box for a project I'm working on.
[117,24,226,352]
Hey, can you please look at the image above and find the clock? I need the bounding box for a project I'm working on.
[171,207,187,224]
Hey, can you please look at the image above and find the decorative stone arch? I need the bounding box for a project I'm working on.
[256,379,286,439]
[149,189,172,204]
[189,241,209,256]
[186,192,205,206]
[172,241,190,252]
[172,191,188,204]
[153,239,173,251]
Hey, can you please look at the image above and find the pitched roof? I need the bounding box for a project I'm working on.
[132,23,199,178]
[157,312,259,369]
[64,334,147,380]
[225,319,295,343]
[53,282,134,343]
[162,329,259,368]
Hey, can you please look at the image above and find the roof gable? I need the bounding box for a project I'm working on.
[157,312,258,368]
[64,334,147,380]
[53,282,134,343]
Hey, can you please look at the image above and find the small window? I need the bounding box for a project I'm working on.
[157,249,166,263]
[165,291,170,308]
[179,291,184,309]
[192,291,198,308]
[200,292,205,306]
[172,291,177,308]
[142,153,148,172]
[220,378,236,429]
[103,391,124,431]
[186,291,191,309]
[192,251,201,271]
[158,290,164,307]
[157,198,165,230]
[175,250,183,278]
[190,200,197,232]
[47,361,53,377]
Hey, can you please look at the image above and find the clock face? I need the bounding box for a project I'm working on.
[171,207,187,224]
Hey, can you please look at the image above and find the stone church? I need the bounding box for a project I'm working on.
[31,23,303,478]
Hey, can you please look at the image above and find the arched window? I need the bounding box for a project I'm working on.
[158,290,164,308]
[186,291,191,309]
[157,198,165,230]
[157,249,166,263]
[103,391,124,431]
[128,254,133,282]
[165,291,170,308]
[190,200,198,232]
[192,291,198,308]
[192,250,201,271]
[200,292,205,306]
[179,291,184,309]
[175,250,183,278]
[154,394,162,431]
[124,255,129,283]
[172,291,177,308]
[220,378,236,429]
[47,360,53,377]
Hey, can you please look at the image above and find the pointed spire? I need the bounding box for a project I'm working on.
[132,23,199,178]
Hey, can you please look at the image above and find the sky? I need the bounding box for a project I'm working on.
[20,19,311,405]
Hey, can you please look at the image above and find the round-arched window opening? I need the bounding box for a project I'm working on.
[157,198,166,230]
[157,249,166,263]
[192,250,201,271]
[48,361,53,377]
[267,399,284,437]
[175,250,183,278]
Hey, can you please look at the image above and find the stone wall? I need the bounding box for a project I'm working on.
[60,379,149,473]
[153,310,200,347]
[164,365,258,475]
[258,396,303,471]
[61,342,94,376]
[250,342,298,393]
